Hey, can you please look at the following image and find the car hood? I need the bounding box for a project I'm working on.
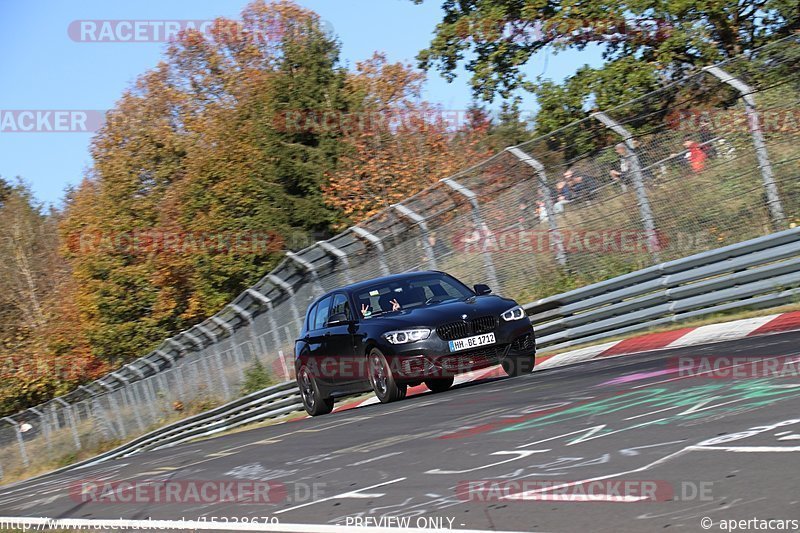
[364,295,518,328]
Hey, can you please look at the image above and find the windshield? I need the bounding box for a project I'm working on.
[354,274,474,317]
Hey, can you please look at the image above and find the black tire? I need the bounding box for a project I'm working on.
[367,348,406,403]
[425,376,455,393]
[502,354,536,377]
[297,365,334,416]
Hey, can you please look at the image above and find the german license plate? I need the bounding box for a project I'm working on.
[448,332,496,352]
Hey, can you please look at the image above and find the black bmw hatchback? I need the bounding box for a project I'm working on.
[294,271,536,416]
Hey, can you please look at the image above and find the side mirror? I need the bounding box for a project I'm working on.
[327,313,352,326]
[474,284,492,296]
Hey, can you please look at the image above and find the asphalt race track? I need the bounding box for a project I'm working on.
[1,331,800,532]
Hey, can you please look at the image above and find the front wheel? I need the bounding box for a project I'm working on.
[501,355,536,377]
[297,365,334,416]
[368,349,407,403]
[425,376,454,393]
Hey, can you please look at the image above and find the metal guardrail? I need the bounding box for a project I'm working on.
[527,227,800,352]
[69,382,302,471]
[22,227,791,474]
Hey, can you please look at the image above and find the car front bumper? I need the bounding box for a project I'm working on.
[381,320,535,380]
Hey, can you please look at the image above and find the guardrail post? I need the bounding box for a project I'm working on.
[317,241,354,285]
[506,147,568,267]
[703,65,787,229]
[3,417,29,467]
[351,226,391,276]
[211,316,247,383]
[392,203,438,269]
[441,177,500,289]
[591,111,661,263]
[196,324,232,400]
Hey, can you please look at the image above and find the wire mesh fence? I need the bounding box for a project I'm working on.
[3,35,800,482]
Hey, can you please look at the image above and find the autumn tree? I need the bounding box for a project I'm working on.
[61,0,348,365]
[0,179,102,415]
[414,0,800,142]
[323,53,493,223]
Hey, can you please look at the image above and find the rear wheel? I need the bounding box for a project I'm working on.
[368,349,407,403]
[425,376,455,393]
[502,355,536,377]
[297,365,334,416]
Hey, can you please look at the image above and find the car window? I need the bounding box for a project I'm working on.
[305,302,318,332]
[312,296,333,330]
[329,293,352,322]
[410,277,467,300]
[356,274,473,316]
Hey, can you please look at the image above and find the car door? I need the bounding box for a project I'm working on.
[323,292,363,388]
[304,295,333,381]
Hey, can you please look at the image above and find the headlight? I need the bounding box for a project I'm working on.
[383,329,431,344]
[501,305,525,322]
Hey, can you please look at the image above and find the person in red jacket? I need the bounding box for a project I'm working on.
[683,138,708,173]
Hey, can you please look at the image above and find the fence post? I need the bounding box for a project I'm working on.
[440,177,500,289]
[181,331,217,396]
[110,371,145,433]
[95,380,126,439]
[392,203,438,269]
[196,324,232,401]
[286,251,325,297]
[125,364,158,426]
[246,289,283,364]
[351,226,391,277]
[506,147,568,267]
[141,358,168,408]
[317,241,354,285]
[55,398,81,451]
[154,350,181,404]
[703,65,787,229]
[3,417,29,467]
[211,316,247,384]
[27,407,50,452]
[591,111,661,263]
[267,274,303,333]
